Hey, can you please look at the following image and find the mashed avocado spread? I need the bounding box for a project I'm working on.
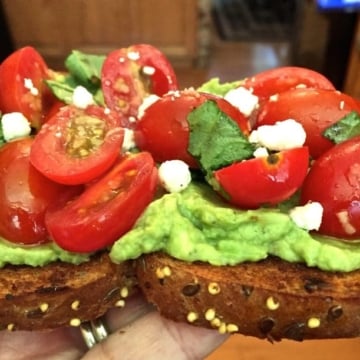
[0,240,89,268]
[110,183,360,272]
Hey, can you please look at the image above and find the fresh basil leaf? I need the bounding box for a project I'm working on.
[197,77,242,97]
[188,100,255,174]
[65,50,105,88]
[46,73,105,106]
[323,111,360,144]
[46,76,78,104]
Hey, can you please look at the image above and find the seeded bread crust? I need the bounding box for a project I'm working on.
[0,253,136,331]
[136,253,360,342]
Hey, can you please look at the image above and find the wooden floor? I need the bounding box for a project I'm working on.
[176,38,360,359]
[207,335,360,360]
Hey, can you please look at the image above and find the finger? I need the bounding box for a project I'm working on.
[104,291,156,330]
[83,311,229,360]
[0,327,85,360]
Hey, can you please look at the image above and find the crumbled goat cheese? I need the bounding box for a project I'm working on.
[72,86,94,109]
[224,86,259,117]
[122,128,136,152]
[336,210,357,235]
[158,160,192,193]
[142,65,156,76]
[127,51,140,61]
[24,78,39,96]
[137,94,160,119]
[249,119,306,151]
[1,112,31,141]
[289,202,323,231]
[253,147,269,158]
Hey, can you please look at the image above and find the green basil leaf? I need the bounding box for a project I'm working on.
[323,111,360,144]
[197,78,242,97]
[65,50,105,88]
[188,100,255,174]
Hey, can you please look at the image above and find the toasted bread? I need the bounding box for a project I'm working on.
[0,253,136,331]
[136,253,360,341]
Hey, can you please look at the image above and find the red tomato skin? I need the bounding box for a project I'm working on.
[301,136,360,239]
[101,44,178,121]
[0,138,81,245]
[0,46,50,129]
[135,90,250,168]
[214,147,309,209]
[255,88,360,159]
[45,152,158,253]
[243,66,335,99]
[30,105,124,185]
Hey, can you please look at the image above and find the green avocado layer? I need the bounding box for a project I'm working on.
[110,183,360,272]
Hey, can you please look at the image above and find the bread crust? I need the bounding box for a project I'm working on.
[137,253,360,341]
[0,253,136,331]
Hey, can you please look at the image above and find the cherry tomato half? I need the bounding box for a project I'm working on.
[101,44,178,122]
[0,46,52,129]
[242,66,335,100]
[135,89,251,168]
[255,88,360,159]
[30,104,124,185]
[301,136,360,239]
[214,147,309,209]
[45,152,158,253]
[0,138,81,245]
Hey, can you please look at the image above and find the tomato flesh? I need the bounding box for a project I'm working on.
[301,136,360,239]
[30,104,124,185]
[101,44,178,122]
[214,147,309,209]
[255,88,360,159]
[0,46,52,129]
[135,90,250,168]
[45,152,158,253]
[0,138,81,245]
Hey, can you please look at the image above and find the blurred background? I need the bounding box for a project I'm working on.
[1,0,360,358]
[1,0,360,97]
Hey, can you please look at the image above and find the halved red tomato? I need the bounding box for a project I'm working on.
[255,88,360,159]
[30,104,124,185]
[301,136,360,239]
[0,46,52,129]
[45,152,158,253]
[0,138,81,245]
[135,89,250,168]
[214,147,309,209]
[242,66,335,99]
[101,44,178,122]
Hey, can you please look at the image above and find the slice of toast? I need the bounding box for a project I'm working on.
[136,253,360,341]
[0,253,136,331]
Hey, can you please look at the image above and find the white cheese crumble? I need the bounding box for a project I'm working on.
[158,160,192,193]
[253,147,269,158]
[289,202,323,231]
[142,65,156,76]
[224,86,259,117]
[127,51,140,61]
[137,94,160,119]
[72,86,94,109]
[336,210,357,235]
[1,112,31,141]
[122,128,136,152]
[249,119,306,151]
[24,78,39,96]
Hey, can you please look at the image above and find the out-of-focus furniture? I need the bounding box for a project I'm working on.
[344,14,360,99]
[1,0,212,69]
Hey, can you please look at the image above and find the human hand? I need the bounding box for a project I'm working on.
[0,293,229,360]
